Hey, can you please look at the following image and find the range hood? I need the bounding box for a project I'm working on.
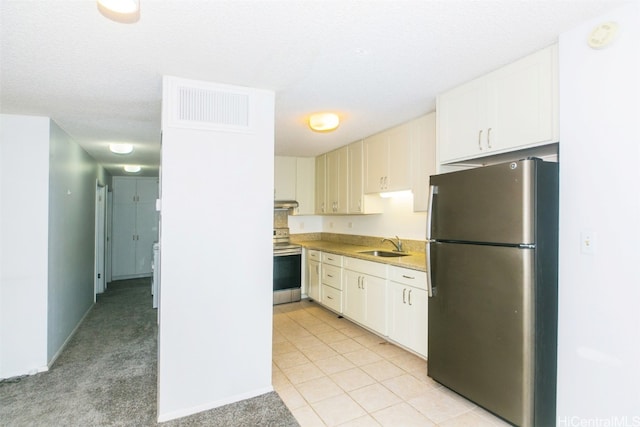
[274,200,299,210]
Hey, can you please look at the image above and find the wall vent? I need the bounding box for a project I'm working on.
[163,76,254,133]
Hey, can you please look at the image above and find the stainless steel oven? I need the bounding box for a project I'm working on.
[273,228,302,305]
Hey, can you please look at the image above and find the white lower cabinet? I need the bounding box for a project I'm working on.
[307,250,321,301]
[344,257,388,335]
[309,251,427,359]
[387,266,428,357]
[320,253,343,313]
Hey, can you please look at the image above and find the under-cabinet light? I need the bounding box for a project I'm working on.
[379,190,412,198]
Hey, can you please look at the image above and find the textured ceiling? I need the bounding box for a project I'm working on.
[0,0,627,176]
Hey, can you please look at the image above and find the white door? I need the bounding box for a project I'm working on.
[94,184,107,296]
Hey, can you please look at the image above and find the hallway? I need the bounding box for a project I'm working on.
[0,279,297,426]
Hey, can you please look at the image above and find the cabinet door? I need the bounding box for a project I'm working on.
[407,287,427,357]
[437,78,486,164]
[411,113,437,212]
[386,122,412,192]
[364,132,388,193]
[111,202,136,278]
[488,45,557,153]
[135,201,159,275]
[388,281,427,357]
[348,140,364,213]
[294,157,315,215]
[388,281,412,349]
[136,178,159,203]
[315,154,326,214]
[344,270,366,324]
[326,146,348,214]
[113,177,137,205]
[363,274,387,335]
[307,259,320,301]
[274,156,297,200]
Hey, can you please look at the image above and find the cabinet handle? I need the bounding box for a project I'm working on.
[408,289,412,306]
[478,129,483,151]
[402,274,415,280]
[487,127,492,149]
[327,274,334,278]
[361,277,365,290]
[402,288,406,304]
[327,295,334,300]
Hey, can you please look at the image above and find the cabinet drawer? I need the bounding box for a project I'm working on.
[389,266,427,290]
[322,253,343,267]
[321,284,343,313]
[322,264,343,290]
[343,256,387,278]
[307,249,321,261]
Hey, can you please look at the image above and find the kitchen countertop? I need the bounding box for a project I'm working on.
[296,240,427,272]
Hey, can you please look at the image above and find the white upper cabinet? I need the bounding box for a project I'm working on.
[364,121,412,193]
[437,44,558,165]
[315,154,327,214]
[348,140,383,214]
[274,156,297,200]
[274,156,315,215]
[326,146,348,214]
[112,177,159,280]
[293,157,315,215]
[411,112,437,212]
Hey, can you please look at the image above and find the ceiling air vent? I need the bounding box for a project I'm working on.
[163,76,254,133]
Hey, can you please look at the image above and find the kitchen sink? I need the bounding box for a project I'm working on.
[358,250,410,258]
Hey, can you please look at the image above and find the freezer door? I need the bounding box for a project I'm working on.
[429,159,544,244]
[428,242,535,427]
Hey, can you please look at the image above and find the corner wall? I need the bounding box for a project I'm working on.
[0,114,50,378]
[557,3,640,420]
[158,80,275,421]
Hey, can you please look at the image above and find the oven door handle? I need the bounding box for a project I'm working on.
[274,250,302,257]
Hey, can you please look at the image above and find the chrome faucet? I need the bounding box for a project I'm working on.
[381,236,404,252]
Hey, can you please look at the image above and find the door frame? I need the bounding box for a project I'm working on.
[94,183,107,298]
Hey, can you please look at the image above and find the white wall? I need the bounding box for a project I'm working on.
[0,115,50,378]
[557,3,640,423]
[0,114,107,379]
[47,121,106,362]
[288,195,427,241]
[158,80,275,421]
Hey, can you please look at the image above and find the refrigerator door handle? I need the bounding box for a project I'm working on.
[426,184,437,241]
[426,240,435,297]
[426,184,437,297]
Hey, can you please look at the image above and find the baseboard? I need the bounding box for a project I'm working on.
[47,303,95,369]
[156,385,274,423]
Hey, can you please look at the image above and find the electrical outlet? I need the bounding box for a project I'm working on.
[299,222,304,230]
[348,222,353,229]
[580,231,597,254]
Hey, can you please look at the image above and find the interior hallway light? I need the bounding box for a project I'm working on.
[97,0,140,23]
[124,165,141,173]
[109,143,134,154]
[308,113,340,132]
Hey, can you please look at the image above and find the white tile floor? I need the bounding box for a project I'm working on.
[273,299,511,427]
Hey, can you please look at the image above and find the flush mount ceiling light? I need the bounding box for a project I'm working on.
[97,0,140,24]
[124,165,141,173]
[109,143,134,154]
[308,113,340,132]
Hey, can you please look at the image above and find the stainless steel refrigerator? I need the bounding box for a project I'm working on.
[426,158,558,427]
